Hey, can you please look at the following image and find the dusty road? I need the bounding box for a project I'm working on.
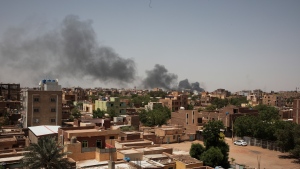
[162,138,300,169]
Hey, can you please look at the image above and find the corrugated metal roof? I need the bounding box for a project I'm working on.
[28,125,60,136]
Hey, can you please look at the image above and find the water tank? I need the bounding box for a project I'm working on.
[71,136,77,143]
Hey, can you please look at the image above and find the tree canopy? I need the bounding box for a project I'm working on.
[190,120,230,168]
[139,105,171,127]
[22,136,72,169]
[69,107,81,121]
[93,108,105,118]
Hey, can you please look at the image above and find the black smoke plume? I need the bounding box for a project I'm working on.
[0,15,136,86]
[178,79,204,92]
[142,64,178,90]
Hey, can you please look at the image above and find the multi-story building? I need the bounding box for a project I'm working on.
[293,99,300,124]
[0,83,20,101]
[0,83,21,116]
[171,105,258,139]
[200,92,212,107]
[210,88,231,99]
[262,93,284,107]
[247,94,261,106]
[159,92,188,112]
[253,89,263,98]
[144,102,162,111]
[20,80,62,128]
[95,97,126,115]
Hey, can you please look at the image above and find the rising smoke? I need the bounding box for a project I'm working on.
[178,79,204,92]
[142,64,178,90]
[0,15,136,86]
[0,15,205,90]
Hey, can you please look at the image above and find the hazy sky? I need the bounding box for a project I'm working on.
[0,0,299,92]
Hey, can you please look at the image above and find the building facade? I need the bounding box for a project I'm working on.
[21,80,62,128]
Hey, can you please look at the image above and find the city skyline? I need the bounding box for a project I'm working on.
[0,0,299,92]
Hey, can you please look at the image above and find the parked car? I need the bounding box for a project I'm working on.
[234,140,247,146]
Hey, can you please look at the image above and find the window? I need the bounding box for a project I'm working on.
[173,135,175,139]
[50,98,56,102]
[51,108,56,112]
[82,140,88,147]
[34,108,39,113]
[33,98,39,102]
[96,140,102,148]
[50,119,56,123]
[109,136,115,139]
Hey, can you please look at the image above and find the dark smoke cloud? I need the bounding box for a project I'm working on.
[0,15,136,86]
[142,64,178,90]
[178,79,204,92]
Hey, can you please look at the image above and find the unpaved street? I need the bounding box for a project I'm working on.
[163,138,300,169]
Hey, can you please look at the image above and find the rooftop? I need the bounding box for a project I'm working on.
[28,125,60,136]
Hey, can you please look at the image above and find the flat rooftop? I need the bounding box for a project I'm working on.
[119,149,141,154]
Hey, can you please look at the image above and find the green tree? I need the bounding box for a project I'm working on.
[234,115,257,137]
[93,108,105,118]
[205,105,217,111]
[189,143,205,160]
[254,104,279,122]
[70,107,81,121]
[200,147,224,167]
[187,104,194,110]
[201,120,230,167]
[131,95,151,106]
[149,91,167,98]
[121,126,136,131]
[22,136,72,169]
[211,98,229,109]
[229,97,248,107]
[290,124,300,158]
[274,121,296,152]
[139,105,170,127]
[202,120,225,148]
[107,108,119,119]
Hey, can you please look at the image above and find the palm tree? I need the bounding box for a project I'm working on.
[22,136,73,169]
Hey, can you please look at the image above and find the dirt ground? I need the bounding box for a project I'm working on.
[162,138,300,169]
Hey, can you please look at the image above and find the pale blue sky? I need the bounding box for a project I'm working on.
[0,0,299,92]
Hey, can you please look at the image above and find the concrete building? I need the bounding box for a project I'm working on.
[293,99,300,124]
[95,97,127,116]
[59,126,119,162]
[20,80,62,128]
[0,83,20,101]
[171,106,258,139]
[145,102,163,111]
[159,92,188,112]
[262,93,284,107]
[210,89,231,99]
[155,126,192,144]
[0,83,21,118]
[247,94,261,107]
[28,125,60,144]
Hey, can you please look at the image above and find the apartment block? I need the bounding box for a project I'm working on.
[20,80,62,128]
[262,94,284,107]
[95,97,127,115]
[159,92,188,112]
[293,99,300,124]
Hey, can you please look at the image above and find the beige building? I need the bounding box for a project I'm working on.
[21,80,62,128]
[262,93,284,107]
[155,126,191,144]
[159,92,188,112]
